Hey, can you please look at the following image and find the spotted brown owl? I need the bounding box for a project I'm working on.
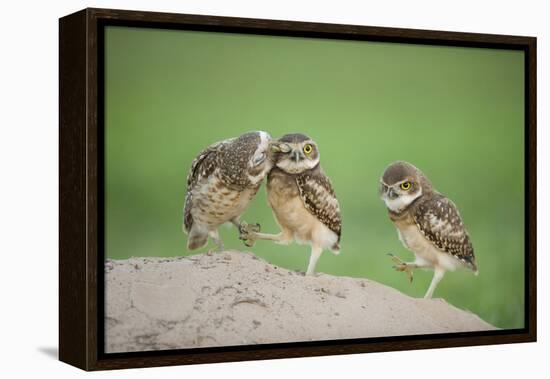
[379,161,477,298]
[240,133,342,275]
[183,131,274,251]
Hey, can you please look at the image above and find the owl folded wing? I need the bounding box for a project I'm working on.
[413,196,477,271]
[184,140,226,232]
[296,172,342,241]
[186,140,227,189]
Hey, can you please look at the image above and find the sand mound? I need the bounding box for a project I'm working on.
[105,251,495,353]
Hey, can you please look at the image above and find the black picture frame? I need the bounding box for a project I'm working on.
[59,7,537,371]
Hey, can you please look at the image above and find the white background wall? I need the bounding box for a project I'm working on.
[0,0,547,377]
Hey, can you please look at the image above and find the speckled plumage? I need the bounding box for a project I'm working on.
[183,131,273,250]
[380,161,477,298]
[295,168,342,242]
[414,195,476,270]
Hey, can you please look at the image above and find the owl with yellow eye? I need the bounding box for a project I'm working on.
[379,161,478,298]
[240,133,342,276]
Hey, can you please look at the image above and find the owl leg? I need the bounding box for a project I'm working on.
[240,231,282,247]
[424,267,445,299]
[239,228,291,248]
[388,253,417,283]
[208,230,224,252]
[306,246,323,276]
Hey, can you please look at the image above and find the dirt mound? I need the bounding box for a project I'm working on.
[105,251,495,353]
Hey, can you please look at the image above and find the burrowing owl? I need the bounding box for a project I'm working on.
[183,131,274,251]
[379,161,477,298]
[240,133,342,275]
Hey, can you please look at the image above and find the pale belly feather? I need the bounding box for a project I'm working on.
[268,189,338,250]
[397,224,460,271]
[192,178,257,230]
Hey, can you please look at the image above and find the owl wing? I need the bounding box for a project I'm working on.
[413,195,477,271]
[183,140,226,232]
[186,140,228,190]
[296,171,342,243]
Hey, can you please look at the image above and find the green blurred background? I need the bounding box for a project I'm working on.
[105,26,525,329]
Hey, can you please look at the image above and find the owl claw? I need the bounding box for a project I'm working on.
[238,221,260,234]
[243,239,256,248]
[239,222,259,247]
[388,253,414,283]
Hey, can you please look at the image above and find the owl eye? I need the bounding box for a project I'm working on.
[303,144,313,155]
[400,181,412,190]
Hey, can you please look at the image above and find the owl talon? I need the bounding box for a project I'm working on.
[238,222,247,235]
[243,239,256,248]
[240,233,257,247]
[388,254,414,283]
[387,253,402,265]
[239,223,258,247]
[239,222,260,234]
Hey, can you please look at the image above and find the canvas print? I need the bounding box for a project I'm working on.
[103,26,525,353]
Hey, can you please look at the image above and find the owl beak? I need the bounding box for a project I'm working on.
[292,150,302,162]
[388,188,398,199]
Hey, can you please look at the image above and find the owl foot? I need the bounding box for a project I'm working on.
[238,222,261,247]
[388,253,414,283]
[208,231,225,252]
[207,244,224,254]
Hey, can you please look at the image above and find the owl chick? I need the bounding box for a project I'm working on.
[379,161,477,299]
[240,133,342,276]
[183,131,274,251]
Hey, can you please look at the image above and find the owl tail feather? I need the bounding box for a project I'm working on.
[187,228,209,251]
[330,243,341,256]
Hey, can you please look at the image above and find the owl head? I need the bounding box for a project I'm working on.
[379,161,433,213]
[234,131,276,184]
[270,133,320,174]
